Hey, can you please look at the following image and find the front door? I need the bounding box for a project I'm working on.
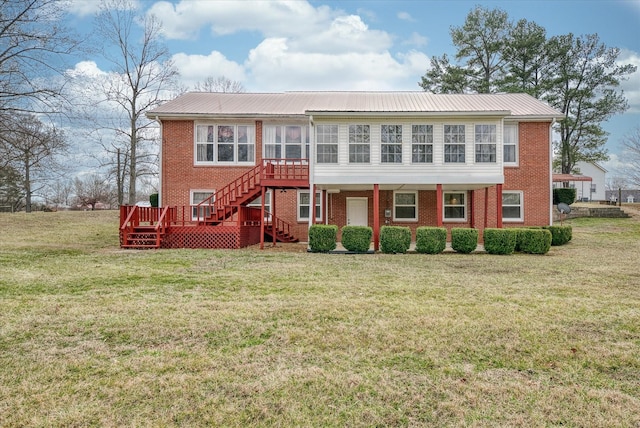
[347,197,368,226]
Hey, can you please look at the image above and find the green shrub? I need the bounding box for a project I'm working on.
[308,224,338,252]
[451,228,478,254]
[415,227,447,254]
[150,193,159,208]
[380,226,411,254]
[518,228,552,254]
[544,225,572,246]
[483,228,517,255]
[553,188,576,205]
[341,226,372,252]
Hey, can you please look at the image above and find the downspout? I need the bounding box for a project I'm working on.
[549,118,556,225]
[155,116,162,207]
[308,115,315,242]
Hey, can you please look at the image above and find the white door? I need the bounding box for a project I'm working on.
[347,198,368,226]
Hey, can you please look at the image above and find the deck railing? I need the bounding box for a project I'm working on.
[261,158,309,181]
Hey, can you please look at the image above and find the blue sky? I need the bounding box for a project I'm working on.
[64,0,640,178]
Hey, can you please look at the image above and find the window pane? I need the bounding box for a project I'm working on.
[502,192,521,205]
[299,192,309,205]
[395,206,416,219]
[504,145,516,163]
[445,207,465,219]
[395,193,416,205]
[503,206,521,219]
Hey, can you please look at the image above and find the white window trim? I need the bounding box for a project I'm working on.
[393,190,418,222]
[503,123,519,167]
[411,124,434,164]
[263,124,310,160]
[190,189,215,221]
[474,123,497,164]
[315,124,339,164]
[194,123,255,166]
[443,191,467,222]
[502,190,524,222]
[348,124,371,164]
[297,190,322,222]
[444,124,466,164]
[381,124,403,164]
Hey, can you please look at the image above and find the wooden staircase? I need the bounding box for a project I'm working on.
[120,160,308,249]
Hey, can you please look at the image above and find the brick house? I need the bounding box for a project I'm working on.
[120,91,563,249]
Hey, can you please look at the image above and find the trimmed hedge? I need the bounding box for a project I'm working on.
[308,224,338,252]
[149,193,159,208]
[517,228,552,254]
[415,227,447,254]
[553,188,576,205]
[341,226,372,252]
[380,226,411,254]
[451,228,478,254]
[483,228,518,255]
[544,225,572,246]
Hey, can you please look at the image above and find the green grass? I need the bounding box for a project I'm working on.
[1,210,639,427]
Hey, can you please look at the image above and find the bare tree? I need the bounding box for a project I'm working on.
[94,0,178,206]
[0,0,81,116]
[193,76,245,93]
[74,174,116,210]
[620,127,640,188]
[0,114,67,212]
[45,178,74,209]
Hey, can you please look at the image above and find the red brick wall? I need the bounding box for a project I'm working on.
[160,119,552,242]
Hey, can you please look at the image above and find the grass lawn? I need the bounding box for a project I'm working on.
[0,210,639,427]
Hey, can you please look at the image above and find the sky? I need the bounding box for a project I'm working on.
[62,0,640,180]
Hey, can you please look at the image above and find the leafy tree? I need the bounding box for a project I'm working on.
[193,76,246,93]
[545,33,636,173]
[94,0,179,206]
[620,127,640,188]
[419,54,469,94]
[0,114,67,212]
[0,0,81,116]
[0,165,24,211]
[500,19,548,98]
[450,6,510,93]
[419,7,637,176]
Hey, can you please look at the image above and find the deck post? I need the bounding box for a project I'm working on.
[311,184,317,225]
[436,184,443,227]
[496,184,503,228]
[272,188,277,246]
[260,186,266,249]
[469,190,475,228]
[373,184,380,251]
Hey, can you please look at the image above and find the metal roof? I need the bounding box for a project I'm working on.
[148,91,564,119]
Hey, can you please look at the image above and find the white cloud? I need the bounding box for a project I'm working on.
[402,32,428,48]
[148,0,336,40]
[65,61,107,78]
[397,11,415,22]
[245,38,429,92]
[171,51,246,88]
[618,49,640,113]
[62,0,140,17]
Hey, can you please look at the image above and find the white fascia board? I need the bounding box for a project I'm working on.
[314,174,505,186]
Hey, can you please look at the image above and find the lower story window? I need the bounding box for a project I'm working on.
[444,191,466,221]
[394,191,417,221]
[298,191,322,221]
[502,191,523,222]
[191,190,214,221]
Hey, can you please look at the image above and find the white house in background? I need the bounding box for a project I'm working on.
[574,162,607,201]
[553,162,607,202]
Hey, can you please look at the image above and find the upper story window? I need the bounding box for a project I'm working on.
[316,124,338,164]
[475,124,497,163]
[444,125,465,163]
[348,124,370,163]
[195,124,255,164]
[444,191,466,221]
[502,191,523,222]
[412,125,433,163]
[264,125,309,159]
[381,125,402,163]
[503,123,518,165]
